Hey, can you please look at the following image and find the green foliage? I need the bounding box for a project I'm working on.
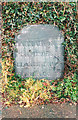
[63,73,78,101]
[1,2,77,107]
[2,73,77,107]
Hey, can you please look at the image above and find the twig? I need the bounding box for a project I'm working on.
[53,5,59,17]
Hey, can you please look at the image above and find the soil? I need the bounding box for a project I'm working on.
[2,103,77,119]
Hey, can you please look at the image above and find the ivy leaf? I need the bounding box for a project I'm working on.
[50,86,56,91]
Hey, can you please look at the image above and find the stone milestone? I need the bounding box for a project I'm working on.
[14,24,64,80]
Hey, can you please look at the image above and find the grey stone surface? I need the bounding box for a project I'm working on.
[14,24,64,80]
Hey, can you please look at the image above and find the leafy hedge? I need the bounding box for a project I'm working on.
[1,2,77,107]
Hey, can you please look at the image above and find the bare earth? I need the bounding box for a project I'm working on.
[2,103,76,119]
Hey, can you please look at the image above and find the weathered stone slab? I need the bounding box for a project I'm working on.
[14,24,64,80]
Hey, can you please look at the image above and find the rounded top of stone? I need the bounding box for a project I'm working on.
[21,24,61,34]
[15,24,64,45]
